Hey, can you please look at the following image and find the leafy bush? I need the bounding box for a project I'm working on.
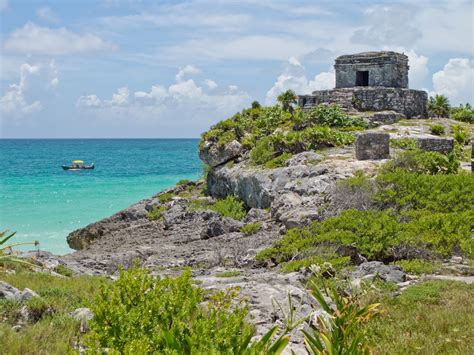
[86,265,255,353]
[176,179,191,186]
[393,259,438,275]
[450,103,474,123]
[250,136,277,165]
[430,124,445,136]
[306,104,368,129]
[215,271,242,278]
[451,124,470,145]
[382,149,459,175]
[146,205,166,221]
[390,138,417,150]
[240,222,261,236]
[157,192,174,203]
[211,196,246,220]
[54,264,73,277]
[264,152,292,169]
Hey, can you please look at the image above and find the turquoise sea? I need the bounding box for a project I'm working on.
[0,139,202,254]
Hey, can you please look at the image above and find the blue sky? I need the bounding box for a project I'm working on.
[1,0,473,138]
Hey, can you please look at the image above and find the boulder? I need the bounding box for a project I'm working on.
[355,132,390,160]
[200,217,243,239]
[70,307,94,321]
[366,111,403,126]
[352,261,406,283]
[417,137,454,153]
[0,281,21,301]
[20,288,39,301]
[199,140,243,167]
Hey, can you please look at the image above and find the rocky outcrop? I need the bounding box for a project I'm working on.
[199,140,243,167]
[352,261,406,283]
[355,132,390,160]
[207,150,384,228]
[0,281,39,302]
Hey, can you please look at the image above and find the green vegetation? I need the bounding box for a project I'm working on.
[86,265,255,353]
[54,264,74,277]
[362,281,474,354]
[189,195,246,221]
[430,124,445,136]
[258,155,473,269]
[0,270,106,354]
[146,205,166,221]
[389,137,417,150]
[393,259,439,275]
[304,283,380,355]
[201,97,365,167]
[264,152,292,169]
[215,271,242,278]
[451,124,470,145]
[277,89,297,112]
[176,179,192,186]
[240,222,261,236]
[381,149,459,174]
[450,103,474,123]
[428,94,450,118]
[158,192,174,203]
[0,231,38,268]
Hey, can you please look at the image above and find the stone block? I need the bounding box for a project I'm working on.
[417,137,454,153]
[355,132,390,160]
[366,111,403,126]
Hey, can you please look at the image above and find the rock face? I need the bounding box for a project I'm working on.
[0,281,39,302]
[355,132,390,160]
[352,261,406,283]
[417,137,454,153]
[199,140,243,167]
[366,111,403,126]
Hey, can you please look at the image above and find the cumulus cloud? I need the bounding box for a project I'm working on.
[76,65,251,132]
[406,50,428,89]
[351,4,422,47]
[36,6,59,23]
[265,57,334,104]
[175,65,201,82]
[431,58,474,105]
[204,79,217,90]
[0,63,42,115]
[3,22,116,55]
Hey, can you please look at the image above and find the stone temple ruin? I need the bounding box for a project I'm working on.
[297,51,428,118]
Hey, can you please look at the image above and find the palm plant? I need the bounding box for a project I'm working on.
[428,94,450,118]
[0,230,39,267]
[303,282,380,355]
[277,90,297,112]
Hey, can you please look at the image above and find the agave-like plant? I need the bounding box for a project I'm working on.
[0,230,39,267]
[303,282,380,355]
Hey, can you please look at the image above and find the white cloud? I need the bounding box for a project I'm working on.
[49,59,59,87]
[204,79,217,90]
[432,58,474,105]
[175,65,201,82]
[406,50,428,89]
[0,63,42,115]
[110,87,129,105]
[36,7,59,23]
[76,66,251,132]
[3,22,116,55]
[77,94,102,107]
[265,57,334,104]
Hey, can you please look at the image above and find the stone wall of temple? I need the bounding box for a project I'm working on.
[297,87,427,118]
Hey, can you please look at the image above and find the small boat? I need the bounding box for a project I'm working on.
[62,160,94,170]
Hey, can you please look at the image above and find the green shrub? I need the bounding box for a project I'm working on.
[250,136,277,165]
[240,222,261,236]
[375,170,473,213]
[146,205,166,221]
[393,259,438,275]
[157,192,174,203]
[451,124,470,145]
[390,138,417,150]
[301,126,355,148]
[215,271,242,278]
[86,265,255,353]
[54,264,73,277]
[306,104,368,129]
[450,103,474,123]
[382,149,459,175]
[430,124,445,136]
[264,152,292,169]
[211,196,246,221]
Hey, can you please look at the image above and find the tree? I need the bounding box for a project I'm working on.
[277,90,297,112]
[428,94,450,118]
[251,100,261,109]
